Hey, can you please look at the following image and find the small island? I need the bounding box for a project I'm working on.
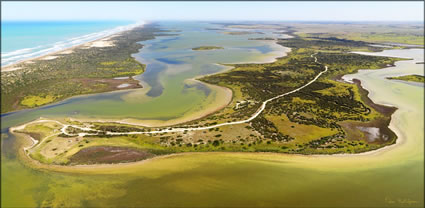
[222,31,264,35]
[248,37,276,40]
[192,46,224,51]
[12,35,408,166]
[387,74,424,83]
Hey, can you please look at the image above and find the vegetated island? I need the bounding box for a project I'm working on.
[12,25,410,167]
[192,46,224,51]
[0,24,175,113]
[222,31,264,35]
[387,74,424,83]
[248,37,276,40]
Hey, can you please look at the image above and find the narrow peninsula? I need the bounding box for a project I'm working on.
[387,74,424,83]
[11,25,409,166]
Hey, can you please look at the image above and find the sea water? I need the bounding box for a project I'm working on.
[2,22,423,207]
[1,20,136,66]
[1,21,290,128]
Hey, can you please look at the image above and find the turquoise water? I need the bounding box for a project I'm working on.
[1,20,134,66]
[1,21,289,128]
[1,21,423,207]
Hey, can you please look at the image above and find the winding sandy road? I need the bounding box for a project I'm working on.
[22,53,327,139]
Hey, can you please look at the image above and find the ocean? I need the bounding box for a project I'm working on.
[1,20,137,66]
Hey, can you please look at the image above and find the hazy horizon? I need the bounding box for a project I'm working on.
[2,20,424,23]
[2,1,424,22]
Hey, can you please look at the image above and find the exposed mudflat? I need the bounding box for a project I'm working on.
[353,79,397,116]
[69,146,155,165]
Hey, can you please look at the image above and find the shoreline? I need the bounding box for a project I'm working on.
[12,51,411,171]
[224,41,291,65]
[4,36,289,127]
[10,75,403,172]
[1,22,146,72]
[1,21,156,114]
[7,31,414,171]
[13,124,405,173]
[19,46,304,134]
[57,71,233,128]
[72,82,233,128]
[0,81,142,117]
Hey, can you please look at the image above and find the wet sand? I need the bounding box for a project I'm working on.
[1,23,145,72]
[70,82,232,128]
[10,58,407,172]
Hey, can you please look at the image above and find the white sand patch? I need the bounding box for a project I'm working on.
[59,50,73,54]
[117,83,131,88]
[113,76,130,80]
[3,21,146,67]
[83,40,115,48]
[1,66,22,72]
[41,56,58,60]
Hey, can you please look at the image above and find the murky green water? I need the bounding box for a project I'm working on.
[1,22,423,207]
[1,22,288,128]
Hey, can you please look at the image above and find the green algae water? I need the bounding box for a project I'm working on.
[1,21,289,128]
[2,22,424,207]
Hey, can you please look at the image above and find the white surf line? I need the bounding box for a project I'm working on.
[2,22,146,68]
[26,54,327,138]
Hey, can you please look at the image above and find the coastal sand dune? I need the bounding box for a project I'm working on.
[1,22,145,72]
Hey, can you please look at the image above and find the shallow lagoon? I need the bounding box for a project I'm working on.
[1,21,289,128]
[1,23,424,207]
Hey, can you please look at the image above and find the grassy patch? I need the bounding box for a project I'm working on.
[20,95,56,107]
[266,114,337,143]
[293,23,424,46]
[1,24,172,113]
[387,74,424,83]
[13,33,405,164]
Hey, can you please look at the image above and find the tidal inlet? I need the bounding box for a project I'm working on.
[1,1,424,208]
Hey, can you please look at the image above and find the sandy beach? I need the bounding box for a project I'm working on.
[12,52,418,175]
[7,26,419,177]
[70,81,233,128]
[1,22,145,72]
[34,41,291,128]
[10,62,403,172]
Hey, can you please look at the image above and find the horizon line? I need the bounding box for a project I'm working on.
[2,19,424,23]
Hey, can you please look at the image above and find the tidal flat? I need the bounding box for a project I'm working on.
[2,22,424,207]
[1,22,288,128]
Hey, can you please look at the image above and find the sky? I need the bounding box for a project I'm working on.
[2,1,424,22]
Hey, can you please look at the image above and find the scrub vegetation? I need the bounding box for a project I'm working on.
[14,30,408,165]
[291,22,424,46]
[1,24,173,113]
[387,74,424,83]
